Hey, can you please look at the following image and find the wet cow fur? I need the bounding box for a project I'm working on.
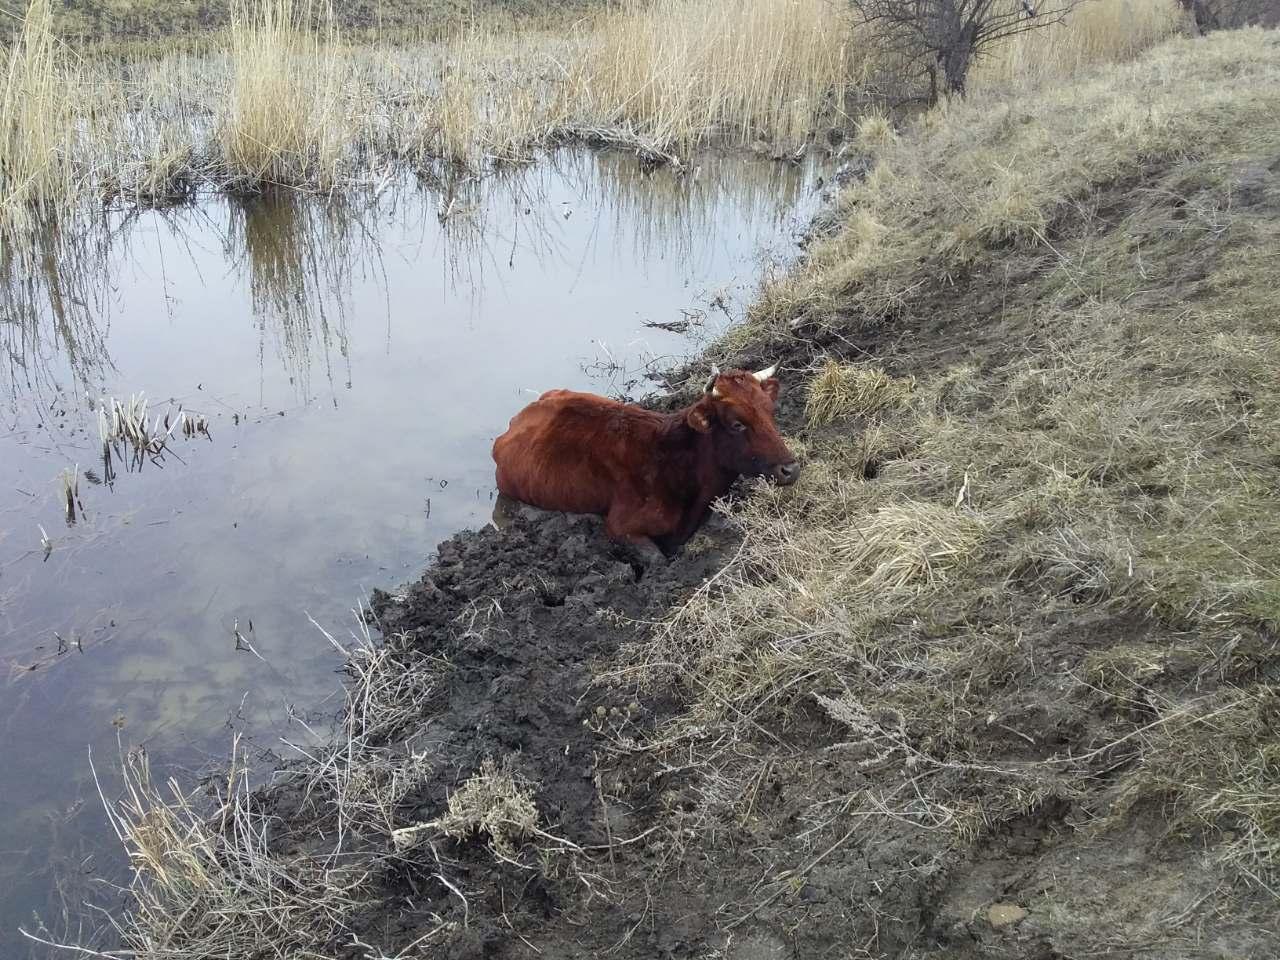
[492,369,800,557]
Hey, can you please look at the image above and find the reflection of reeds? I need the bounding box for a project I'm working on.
[0,220,115,399]
[225,190,363,396]
[4,149,817,424]
[587,150,818,270]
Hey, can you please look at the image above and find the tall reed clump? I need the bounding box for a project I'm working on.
[972,0,1185,90]
[219,0,349,189]
[429,27,565,166]
[0,0,79,239]
[568,0,859,155]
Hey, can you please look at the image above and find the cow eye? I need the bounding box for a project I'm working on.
[731,421,748,434]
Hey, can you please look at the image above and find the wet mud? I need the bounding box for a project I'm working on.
[318,370,954,959]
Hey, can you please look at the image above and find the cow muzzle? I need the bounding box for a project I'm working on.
[771,461,801,486]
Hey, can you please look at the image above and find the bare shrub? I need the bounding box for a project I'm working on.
[848,0,1098,99]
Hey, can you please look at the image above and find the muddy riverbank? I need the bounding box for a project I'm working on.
[41,29,1280,960]
[1,150,827,957]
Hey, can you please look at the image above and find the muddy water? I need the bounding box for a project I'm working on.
[0,150,823,954]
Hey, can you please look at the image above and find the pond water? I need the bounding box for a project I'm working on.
[0,149,824,955]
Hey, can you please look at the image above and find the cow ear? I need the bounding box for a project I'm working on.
[760,377,780,401]
[686,403,713,433]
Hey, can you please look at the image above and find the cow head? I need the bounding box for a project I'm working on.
[687,365,801,485]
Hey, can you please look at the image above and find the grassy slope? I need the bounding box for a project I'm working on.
[626,26,1280,956]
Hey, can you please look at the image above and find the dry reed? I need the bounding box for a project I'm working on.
[0,0,1188,257]
[971,0,1186,89]
[565,0,859,154]
[0,0,77,239]
[219,0,348,188]
[805,359,915,426]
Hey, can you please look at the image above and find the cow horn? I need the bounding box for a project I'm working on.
[704,364,721,395]
[752,363,777,382]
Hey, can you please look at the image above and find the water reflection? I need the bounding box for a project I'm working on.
[0,148,825,957]
[3,151,817,410]
[226,193,359,401]
[1,220,115,406]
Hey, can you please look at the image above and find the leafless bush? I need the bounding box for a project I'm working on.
[848,0,1097,99]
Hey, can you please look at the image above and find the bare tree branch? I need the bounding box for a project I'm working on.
[849,0,1098,99]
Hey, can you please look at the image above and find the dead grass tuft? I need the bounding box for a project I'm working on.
[805,358,915,426]
[63,612,457,958]
[218,0,348,188]
[434,756,541,860]
[835,502,986,594]
[97,742,382,959]
[854,111,897,150]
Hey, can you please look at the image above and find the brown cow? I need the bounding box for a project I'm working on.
[492,365,800,557]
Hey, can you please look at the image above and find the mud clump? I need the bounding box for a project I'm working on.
[363,506,738,957]
[353,497,941,958]
[373,502,724,825]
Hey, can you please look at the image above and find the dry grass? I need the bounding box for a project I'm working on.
[567,0,859,154]
[0,0,76,240]
[431,756,541,860]
[1114,686,1280,892]
[94,742,382,959]
[854,110,897,150]
[218,0,347,188]
[753,28,1280,332]
[971,0,1186,90]
[617,28,1280,924]
[39,605,599,958]
[805,359,915,426]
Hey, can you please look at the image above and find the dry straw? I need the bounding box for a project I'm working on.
[805,359,916,426]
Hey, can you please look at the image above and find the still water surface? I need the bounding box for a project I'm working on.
[0,149,823,954]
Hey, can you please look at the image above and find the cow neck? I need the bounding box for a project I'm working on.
[658,403,738,495]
